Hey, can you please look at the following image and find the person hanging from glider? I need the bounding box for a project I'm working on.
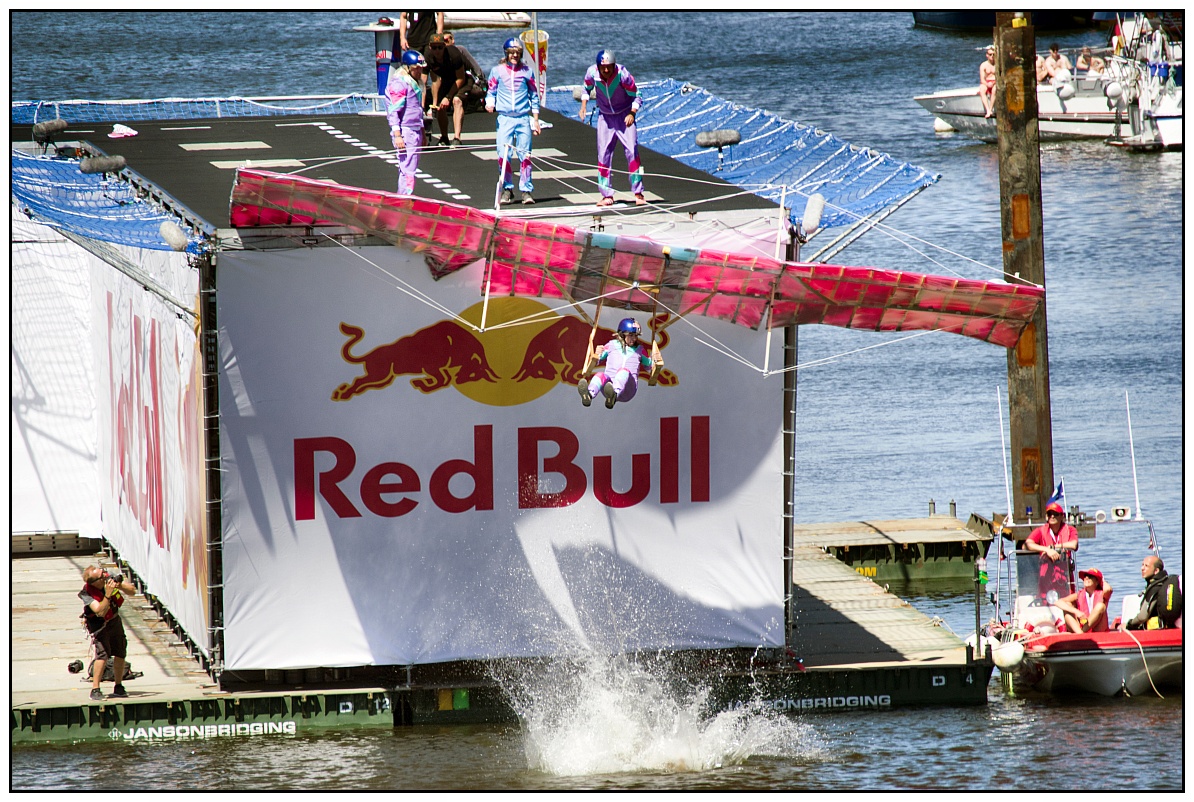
[580,317,659,409]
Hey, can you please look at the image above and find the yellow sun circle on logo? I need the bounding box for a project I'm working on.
[454,297,563,406]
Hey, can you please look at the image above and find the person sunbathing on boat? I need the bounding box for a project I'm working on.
[1024,501,1079,598]
[1076,47,1105,75]
[1035,54,1049,84]
[979,46,997,118]
[1053,568,1113,633]
[1043,43,1074,85]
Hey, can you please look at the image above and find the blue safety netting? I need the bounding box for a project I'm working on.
[12,93,376,125]
[11,150,206,254]
[11,83,933,251]
[547,78,939,230]
[11,95,376,254]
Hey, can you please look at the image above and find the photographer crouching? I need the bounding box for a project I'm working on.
[79,564,136,701]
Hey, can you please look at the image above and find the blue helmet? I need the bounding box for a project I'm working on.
[617,318,641,335]
[401,50,426,68]
[596,49,616,66]
[504,37,523,52]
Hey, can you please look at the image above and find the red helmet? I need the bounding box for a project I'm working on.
[1044,501,1064,517]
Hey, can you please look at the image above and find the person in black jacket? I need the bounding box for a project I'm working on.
[424,32,470,146]
[1124,555,1182,630]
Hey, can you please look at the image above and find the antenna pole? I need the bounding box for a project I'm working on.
[998,386,1014,526]
[1126,390,1143,521]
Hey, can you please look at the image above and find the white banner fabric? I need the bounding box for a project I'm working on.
[91,241,210,654]
[11,212,102,536]
[219,247,784,670]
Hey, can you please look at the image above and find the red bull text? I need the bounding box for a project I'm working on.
[294,417,709,519]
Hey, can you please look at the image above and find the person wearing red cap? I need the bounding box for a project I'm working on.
[1024,501,1079,598]
[1055,568,1113,633]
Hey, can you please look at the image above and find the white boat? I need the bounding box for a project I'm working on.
[982,517,1183,697]
[1012,628,1183,696]
[444,12,530,31]
[914,73,1129,142]
[1108,57,1184,150]
[916,28,1182,149]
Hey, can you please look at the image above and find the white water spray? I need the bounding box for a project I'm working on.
[494,652,822,777]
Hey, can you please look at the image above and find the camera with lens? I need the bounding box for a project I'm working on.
[103,570,123,585]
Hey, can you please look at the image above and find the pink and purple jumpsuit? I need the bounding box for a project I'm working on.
[583,63,643,198]
[485,62,539,193]
[386,70,424,195]
[587,339,652,402]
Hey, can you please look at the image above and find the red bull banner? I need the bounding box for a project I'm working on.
[90,242,210,655]
[218,247,785,669]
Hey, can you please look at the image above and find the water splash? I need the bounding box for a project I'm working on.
[494,652,822,776]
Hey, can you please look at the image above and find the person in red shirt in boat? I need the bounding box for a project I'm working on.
[1024,501,1079,598]
[1054,568,1113,633]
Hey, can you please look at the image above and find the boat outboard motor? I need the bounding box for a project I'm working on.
[695,129,740,172]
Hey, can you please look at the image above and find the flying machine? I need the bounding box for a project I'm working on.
[230,168,1045,389]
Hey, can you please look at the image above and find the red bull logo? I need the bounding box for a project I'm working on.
[332,320,498,400]
[332,298,675,406]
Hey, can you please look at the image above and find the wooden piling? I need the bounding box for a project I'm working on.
[994,13,1054,522]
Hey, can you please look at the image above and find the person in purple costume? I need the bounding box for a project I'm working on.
[579,49,645,207]
[580,318,656,409]
[485,38,540,205]
[386,50,427,195]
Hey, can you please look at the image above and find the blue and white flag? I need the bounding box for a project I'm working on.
[1047,479,1064,508]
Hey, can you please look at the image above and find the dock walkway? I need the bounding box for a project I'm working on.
[13,553,218,709]
[788,542,969,667]
[13,553,397,744]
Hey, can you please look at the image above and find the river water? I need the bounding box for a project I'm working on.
[10,11,1184,791]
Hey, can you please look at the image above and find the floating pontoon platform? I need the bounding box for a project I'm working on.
[13,548,990,743]
[793,514,995,582]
